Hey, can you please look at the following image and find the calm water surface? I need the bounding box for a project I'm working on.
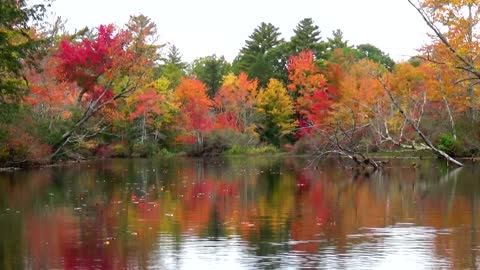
[1,157,480,269]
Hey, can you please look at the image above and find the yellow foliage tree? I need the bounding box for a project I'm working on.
[256,79,297,146]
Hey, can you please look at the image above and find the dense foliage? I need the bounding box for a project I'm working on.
[1,0,480,165]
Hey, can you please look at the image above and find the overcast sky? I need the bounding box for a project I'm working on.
[49,0,431,62]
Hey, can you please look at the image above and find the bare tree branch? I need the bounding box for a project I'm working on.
[377,74,463,166]
[436,71,457,140]
[408,0,480,80]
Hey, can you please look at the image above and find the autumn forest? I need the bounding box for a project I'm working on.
[1,0,480,167]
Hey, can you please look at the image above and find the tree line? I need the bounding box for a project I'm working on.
[1,0,478,166]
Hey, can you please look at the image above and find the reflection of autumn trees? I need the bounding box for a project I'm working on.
[26,211,75,269]
[291,173,329,254]
[0,170,54,208]
[2,158,480,268]
[26,209,128,269]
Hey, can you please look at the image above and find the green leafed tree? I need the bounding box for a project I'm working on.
[0,0,48,119]
[356,43,395,70]
[191,55,231,97]
[290,18,326,60]
[324,29,352,61]
[165,44,187,69]
[327,29,349,50]
[233,22,284,87]
[157,44,187,87]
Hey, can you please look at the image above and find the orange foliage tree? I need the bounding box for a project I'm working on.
[174,78,214,147]
[410,0,480,120]
[214,72,258,134]
[287,50,339,136]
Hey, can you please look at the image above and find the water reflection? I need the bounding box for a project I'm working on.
[1,157,480,269]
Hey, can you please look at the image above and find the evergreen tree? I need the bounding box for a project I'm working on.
[165,44,187,69]
[290,18,326,59]
[324,29,354,61]
[327,29,349,50]
[233,22,284,87]
[158,44,187,87]
[191,55,231,97]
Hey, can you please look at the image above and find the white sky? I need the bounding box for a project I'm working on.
[49,0,431,63]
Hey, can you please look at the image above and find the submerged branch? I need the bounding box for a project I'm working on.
[311,123,382,170]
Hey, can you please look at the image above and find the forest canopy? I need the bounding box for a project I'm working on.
[0,0,478,167]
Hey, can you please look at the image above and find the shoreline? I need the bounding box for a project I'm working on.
[1,150,479,172]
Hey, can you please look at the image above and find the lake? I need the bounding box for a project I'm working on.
[1,157,479,269]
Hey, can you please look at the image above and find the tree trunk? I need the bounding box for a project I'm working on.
[467,3,477,121]
[141,114,146,143]
[436,72,457,140]
[50,80,135,159]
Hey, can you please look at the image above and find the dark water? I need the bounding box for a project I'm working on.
[1,157,480,269]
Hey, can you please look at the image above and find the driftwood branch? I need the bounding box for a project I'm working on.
[311,122,382,170]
